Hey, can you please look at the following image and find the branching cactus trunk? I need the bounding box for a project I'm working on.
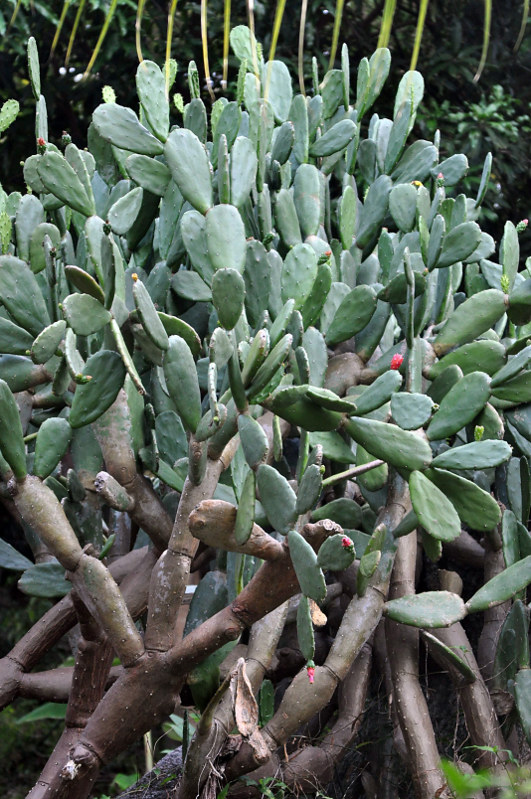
[1,29,531,799]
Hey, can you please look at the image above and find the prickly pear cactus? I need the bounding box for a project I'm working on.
[0,30,531,799]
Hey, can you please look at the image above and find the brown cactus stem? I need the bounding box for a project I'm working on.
[68,553,145,667]
[19,665,123,702]
[385,531,449,799]
[144,459,226,652]
[224,473,408,782]
[188,500,284,560]
[443,529,485,570]
[0,547,153,712]
[280,638,373,791]
[11,475,84,571]
[94,471,134,512]
[175,603,290,799]
[324,352,364,396]
[34,593,116,798]
[93,391,172,551]
[477,541,511,684]
[429,623,508,770]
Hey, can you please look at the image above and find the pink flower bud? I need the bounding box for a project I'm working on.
[307,665,315,684]
[342,536,354,550]
[437,172,444,179]
[390,353,404,370]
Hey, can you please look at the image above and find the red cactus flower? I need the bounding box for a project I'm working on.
[37,137,46,147]
[390,353,404,370]
[307,665,315,684]
[342,536,354,550]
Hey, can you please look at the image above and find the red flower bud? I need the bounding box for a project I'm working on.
[37,137,46,146]
[307,665,315,684]
[390,353,404,370]
[342,536,354,550]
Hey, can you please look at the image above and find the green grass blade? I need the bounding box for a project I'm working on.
[473,0,491,82]
[409,0,429,70]
[166,0,179,95]
[222,0,231,89]
[201,0,215,100]
[298,0,308,96]
[265,0,287,101]
[50,0,72,57]
[6,0,23,35]
[66,0,86,66]
[247,0,260,78]
[83,0,119,77]
[328,0,345,68]
[136,0,148,63]
[377,0,397,49]
[514,0,529,51]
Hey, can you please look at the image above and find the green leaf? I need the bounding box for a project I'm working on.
[409,470,461,542]
[16,702,67,724]
[385,591,467,628]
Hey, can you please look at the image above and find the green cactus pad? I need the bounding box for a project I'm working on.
[493,600,530,690]
[491,371,531,405]
[64,266,105,304]
[234,469,256,545]
[466,555,531,613]
[384,591,467,628]
[507,278,531,326]
[0,256,51,337]
[305,386,355,413]
[296,463,323,514]
[164,128,213,214]
[247,334,292,399]
[432,289,507,357]
[427,364,463,404]
[180,210,213,284]
[433,221,482,270]
[238,414,269,470]
[31,320,66,364]
[244,241,272,328]
[426,371,491,440]
[29,223,61,275]
[37,151,95,216]
[355,175,392,250]
[132,277,169,351]
[33,418,73,480]
[428,340,506,379]
[257,463,297,534]
[0,318,34,356]
[296,594,315,662]
[310,118,356,157]
[107,187,143,236]
[515,668,531,746]
[426,467,501,531]
[312,497,362,528]
[69,351,126,428]
[62,293,112,337]
[292,163,321,239]
[0,379,27,480]
[345,417,432,472]
[93,103,164,155]
[409,470,461,542]
[378,271,426,305]
[230,136,258,208]
[390,392,434,430]
[389,183,418,233]
[356,443,388,491]
[241,329,270,386]
[212,268,246,330]
[325,284,377,346]
[136,60,169,142]
[352,370,403,416]
[288,529,326,603]
[205,204,246,273]
[171,270,212,302]
[491,345,531,388]
[431,440,512,470]
[125,154,170,196]
[163,335,201,434]
[317,533,356,571]
[274,188,302,248]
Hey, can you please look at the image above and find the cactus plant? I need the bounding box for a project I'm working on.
[0,32,530,799]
